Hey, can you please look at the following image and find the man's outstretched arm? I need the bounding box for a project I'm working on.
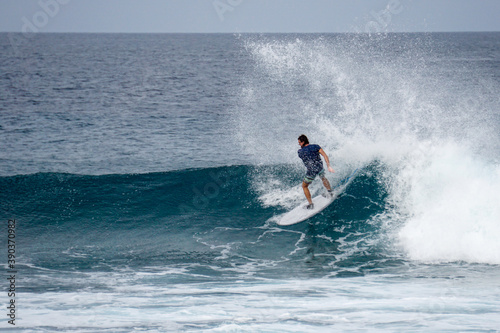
[319,149,335,173]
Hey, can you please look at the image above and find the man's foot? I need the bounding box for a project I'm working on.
[306,203,314,210]
[323,190,334,198]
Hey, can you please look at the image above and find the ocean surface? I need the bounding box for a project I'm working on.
[1,32,500,332]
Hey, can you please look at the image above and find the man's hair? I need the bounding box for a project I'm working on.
[298,134,309,145]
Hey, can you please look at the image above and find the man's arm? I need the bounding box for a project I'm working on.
[319,148,335,173]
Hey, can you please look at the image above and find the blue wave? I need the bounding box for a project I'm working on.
[2,165,384,225]
[1,165,391,278]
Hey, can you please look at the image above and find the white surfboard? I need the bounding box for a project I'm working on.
[275,168,358,226]
[276,192,338,226]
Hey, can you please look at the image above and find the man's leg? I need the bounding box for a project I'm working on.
[321,176,332,191]
[302,181,313,205]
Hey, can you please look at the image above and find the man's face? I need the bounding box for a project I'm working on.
[298,140,305,148]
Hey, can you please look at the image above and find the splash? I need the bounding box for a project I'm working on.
[396,144,500,264]
[235,33,500,264]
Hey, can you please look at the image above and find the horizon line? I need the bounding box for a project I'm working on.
[2,30,500,34]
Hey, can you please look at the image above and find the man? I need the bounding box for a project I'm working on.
[297,134,335,209]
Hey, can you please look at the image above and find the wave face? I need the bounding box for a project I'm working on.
[1,164,395,284]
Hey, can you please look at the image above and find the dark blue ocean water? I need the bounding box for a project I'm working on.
[1,32,500,332]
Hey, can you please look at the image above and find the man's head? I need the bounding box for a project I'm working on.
[298,134,309,148]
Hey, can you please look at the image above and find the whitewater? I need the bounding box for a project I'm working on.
[1,32,500,332]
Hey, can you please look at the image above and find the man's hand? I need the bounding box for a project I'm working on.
[328,166,335,173]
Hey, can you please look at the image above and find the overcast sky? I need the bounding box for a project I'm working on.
[1,0,499,33]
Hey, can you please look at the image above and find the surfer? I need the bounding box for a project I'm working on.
[297,134,335,209]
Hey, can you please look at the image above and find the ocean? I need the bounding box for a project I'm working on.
[1,32,500,332]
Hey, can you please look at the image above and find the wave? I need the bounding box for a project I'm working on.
[1,166,251,227]
[2,159,499,280]
[1,165,380,230]
[1,165,392,276]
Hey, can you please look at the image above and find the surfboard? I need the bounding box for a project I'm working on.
[275,168,358,226]
[276,192,338,226]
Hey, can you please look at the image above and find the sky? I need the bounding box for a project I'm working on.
[0,0,499,34]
